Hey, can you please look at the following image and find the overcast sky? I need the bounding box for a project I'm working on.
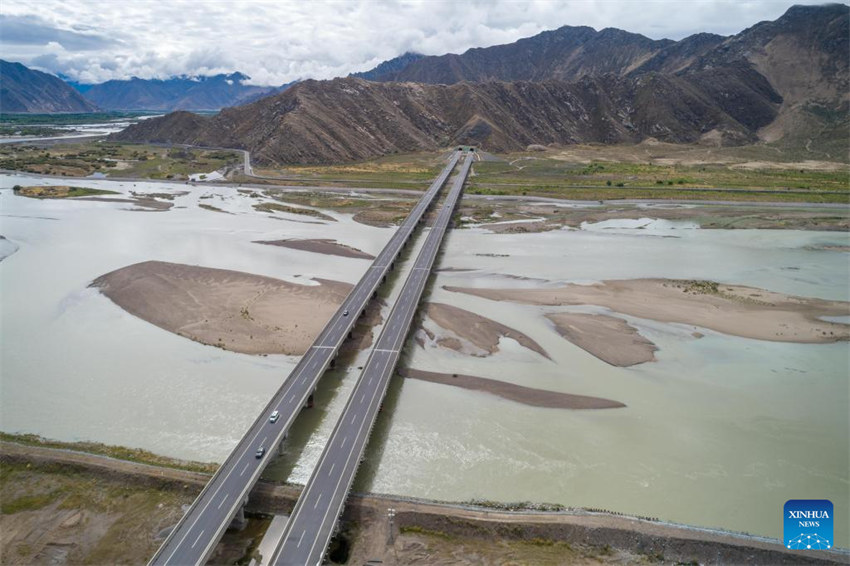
[0,0,839,85]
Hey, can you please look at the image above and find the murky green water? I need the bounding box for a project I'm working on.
[1,175,847,546]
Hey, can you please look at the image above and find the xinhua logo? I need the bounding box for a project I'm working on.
[784,499,833,550]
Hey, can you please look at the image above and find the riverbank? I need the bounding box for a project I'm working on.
[0,440,844,565]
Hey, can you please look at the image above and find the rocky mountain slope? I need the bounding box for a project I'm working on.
[0,60,99,113]
[351,52,425,81]
[114,4,848,164]
[81,73,279,111]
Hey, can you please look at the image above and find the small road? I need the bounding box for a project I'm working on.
[268,152,475,566]
[147,153,461,566]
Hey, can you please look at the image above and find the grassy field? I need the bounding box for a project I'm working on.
[244,151,447,189]
[13,185,118,198]
[0,432,216,474]
[0,141,240,180]
[466,154,849,203]
[3,139,847,202]
[249,144,847,202]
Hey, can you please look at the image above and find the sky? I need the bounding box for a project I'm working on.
[0,0,839,85]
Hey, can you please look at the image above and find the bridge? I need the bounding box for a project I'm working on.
[148,151,462,566]
[268,151,474,565]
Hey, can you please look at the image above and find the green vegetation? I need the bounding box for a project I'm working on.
[466,155,849,203]
[0,141,239,179]
[252,201,336,221]
[14,185,119,198]
[0,432,217,474]
[0,458,196,564]
[0,125,67,137]
[399,525,452,539]
[0,111,155,126]
[242,151,446,190]
[1,490,66,514]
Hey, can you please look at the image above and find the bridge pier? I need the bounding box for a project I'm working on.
[305,392,315,409]
[230,496,249,531]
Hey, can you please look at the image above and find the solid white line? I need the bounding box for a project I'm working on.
[265,156,461,563]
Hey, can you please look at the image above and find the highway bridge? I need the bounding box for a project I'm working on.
[148,152,461,566]
[268,152,474,565]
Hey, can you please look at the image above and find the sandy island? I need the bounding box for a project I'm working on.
[92,261,351,355]
[546,312,657,366]
[255,238,375,259]
[422,302,550,359]
[401,368,624,409]
[445,279,850,344]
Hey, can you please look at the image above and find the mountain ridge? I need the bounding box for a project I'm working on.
[113,4,848,164]
[81,73,281,111]
[0,60,100,113]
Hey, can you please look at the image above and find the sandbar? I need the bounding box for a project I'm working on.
[546,312,657,366]
[255,238,375,259]
[445,279,850,344]
[424,302,550,359]
[401,369,625,410]
[92,260,351,355]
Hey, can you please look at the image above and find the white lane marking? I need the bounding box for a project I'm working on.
[289,393,296,403]
[239,462,250,477]
[359,393,365,404]
[350,413,357,424]
[217,494,229,510]
[328,462,336,477]
[191,530,206,549]
[268,157,461,560]
[297,529,306,548]
[313,492,324,509]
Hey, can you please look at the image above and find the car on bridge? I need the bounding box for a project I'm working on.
[269,410,280,423]
[255,447,266,459]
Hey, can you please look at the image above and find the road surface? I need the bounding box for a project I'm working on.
[268,152,474,566]
[147,153,460,566]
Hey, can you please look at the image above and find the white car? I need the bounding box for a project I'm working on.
[269,410,280,423]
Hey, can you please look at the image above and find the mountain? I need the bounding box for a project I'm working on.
[114,5,848,163]
[112,68,779,164]
[361,26,675,83]
[0,60,99,113]
[351,52,426,81]
[80,73,280,111]
[681,3,849,150]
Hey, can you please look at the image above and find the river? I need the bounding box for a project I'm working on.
[0,173,847,546]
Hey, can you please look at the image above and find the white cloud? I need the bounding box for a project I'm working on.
[0,0,840,85]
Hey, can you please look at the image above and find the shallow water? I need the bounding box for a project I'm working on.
[0,173,847,546]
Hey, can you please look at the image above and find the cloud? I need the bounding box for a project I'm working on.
[0,14,118,50]
[0,0,839,86]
